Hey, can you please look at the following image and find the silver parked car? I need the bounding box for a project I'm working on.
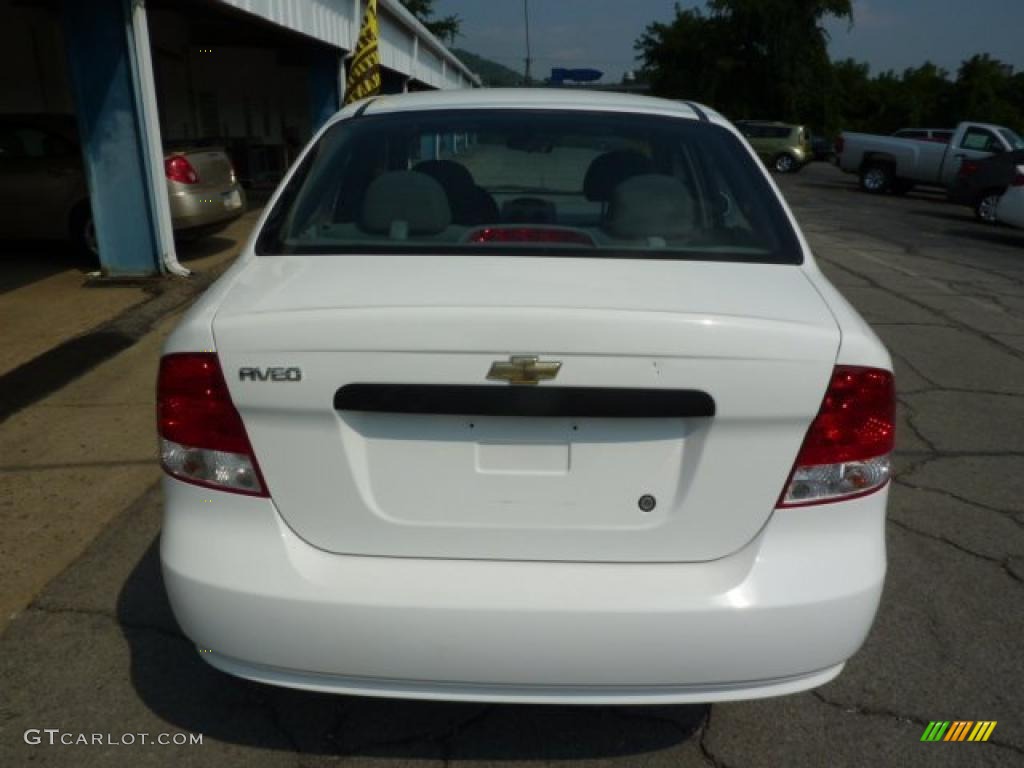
[0,114,245,257]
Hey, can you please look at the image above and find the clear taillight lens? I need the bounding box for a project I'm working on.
[779,366,895,507]
[157,353,267,496]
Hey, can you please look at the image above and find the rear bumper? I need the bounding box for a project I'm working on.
[161,479,887,704]
[168,183,246,231]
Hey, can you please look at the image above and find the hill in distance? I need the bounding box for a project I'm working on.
[452,48,524,87]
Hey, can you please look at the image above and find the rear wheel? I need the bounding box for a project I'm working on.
[773,154,797,174]
[975,191,1003,224]
[860,164,892,194]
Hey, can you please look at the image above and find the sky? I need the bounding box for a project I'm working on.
[433,0,1024,83]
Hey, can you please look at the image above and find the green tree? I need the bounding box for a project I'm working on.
[637,1,852,122]
[635,6,745,113]
[399,0,462,45]
[954,54,1020,127]
[899,62,955,128]
[709,0,853,120]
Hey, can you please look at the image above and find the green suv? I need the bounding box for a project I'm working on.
[734,121,811,174]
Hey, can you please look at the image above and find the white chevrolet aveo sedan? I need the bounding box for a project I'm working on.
[158,89,894,705]
[995,168,1024,230]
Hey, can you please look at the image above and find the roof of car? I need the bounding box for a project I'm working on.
[328,88,724,128]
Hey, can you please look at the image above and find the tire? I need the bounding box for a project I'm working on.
[773,153,797,174]
[860,164,893,193]
[69,203,99,261]
[975,191,1003,224]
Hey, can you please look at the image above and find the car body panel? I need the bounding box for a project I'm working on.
[734,121,811,170]
[0,114,88,240]
[0,114,246,243]
[892,128,954,144]
[838,121,1019,189]
[165,147,246,232]
[996,180,1024,229]
[160,89,891,703]
[948,150,1024,207]
[162,476,885,704]
[213,255,840,563]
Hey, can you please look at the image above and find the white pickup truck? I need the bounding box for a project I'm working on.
[836,122,1024,194]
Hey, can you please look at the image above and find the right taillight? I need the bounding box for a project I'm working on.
[1012,167,1024,187]
[157,353,267,496]
[165,155,200,184]
[834,136,845,155]
[779,366,895,507]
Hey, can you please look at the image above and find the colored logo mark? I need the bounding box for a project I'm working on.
[921,721,997,742]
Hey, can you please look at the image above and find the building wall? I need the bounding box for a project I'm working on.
[216,0,479,89]
[0,0,73,114]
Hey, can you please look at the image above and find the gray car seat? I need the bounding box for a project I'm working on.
[414,160,498,226]
[359,171,452,239]
[583,150,654,216]
[605,174,696,241]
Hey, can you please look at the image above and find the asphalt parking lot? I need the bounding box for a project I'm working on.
[1,162,1022,767]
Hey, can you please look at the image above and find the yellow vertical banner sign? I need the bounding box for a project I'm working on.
[345,0,382,105]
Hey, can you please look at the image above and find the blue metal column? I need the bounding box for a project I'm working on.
[309,48,342,134]
[62,0,160,275]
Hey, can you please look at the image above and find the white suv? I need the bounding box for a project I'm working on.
[158,89,894,705]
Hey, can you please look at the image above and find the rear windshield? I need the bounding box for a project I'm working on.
[998,128,1024,151]
[256,109,801,264]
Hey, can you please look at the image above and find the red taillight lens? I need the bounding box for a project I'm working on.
[1012,170,1024,187]
[779,366,895,507]
[834,136,845,155]
[165,155,200,184]
[467,227,596,247]
[157,353,267,496]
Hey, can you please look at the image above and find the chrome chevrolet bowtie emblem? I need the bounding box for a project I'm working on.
[487,356,562,386]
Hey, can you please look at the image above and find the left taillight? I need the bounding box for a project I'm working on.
[157,353,268,496]
[165,154,200,184]
[779,366,895,508]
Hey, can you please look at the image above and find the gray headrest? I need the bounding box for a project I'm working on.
[606,174,696,240]
[359,171,452,236]
[583,150,653,202]
[414,160,476,192]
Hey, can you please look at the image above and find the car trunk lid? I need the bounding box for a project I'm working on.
[214,255,840,563]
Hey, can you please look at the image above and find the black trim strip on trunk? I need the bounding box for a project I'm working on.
[335,384,715,419]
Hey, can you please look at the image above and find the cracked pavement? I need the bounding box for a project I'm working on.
[1,163,1022,766]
